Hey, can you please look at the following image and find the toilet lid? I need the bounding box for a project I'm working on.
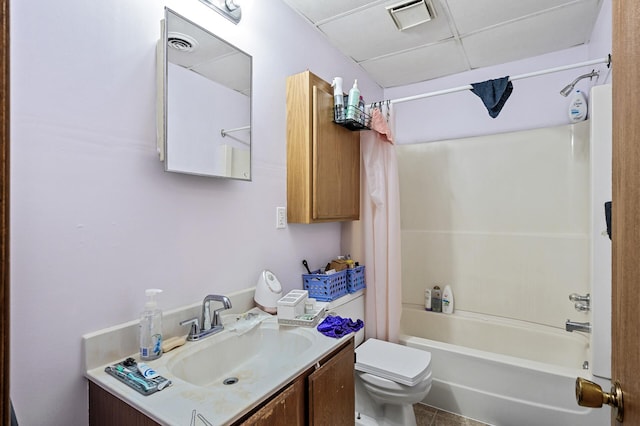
[355,339,431,386]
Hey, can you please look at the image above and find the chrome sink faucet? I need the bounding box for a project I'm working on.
[203,294,232,328]
[180,294,233,341]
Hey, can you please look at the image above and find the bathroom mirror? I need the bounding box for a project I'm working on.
[158,8,252,180]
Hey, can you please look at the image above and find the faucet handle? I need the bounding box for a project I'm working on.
[211,306,231,327]
[569,293,590,303]
[180,317,200,338]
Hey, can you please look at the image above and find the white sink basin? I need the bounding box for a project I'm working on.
[166,321,315,387]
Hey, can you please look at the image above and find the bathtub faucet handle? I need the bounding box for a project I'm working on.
[569,293,590,312]
[569,293,590,303]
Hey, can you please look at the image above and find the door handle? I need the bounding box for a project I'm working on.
[575,377,624,422]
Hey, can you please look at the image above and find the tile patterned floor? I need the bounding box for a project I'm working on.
[414,403,490,426]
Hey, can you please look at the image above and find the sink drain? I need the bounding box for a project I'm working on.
[223,377,239,385]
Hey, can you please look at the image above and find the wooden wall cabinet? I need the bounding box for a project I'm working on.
[286,71,360,223]
[89,339,354,426]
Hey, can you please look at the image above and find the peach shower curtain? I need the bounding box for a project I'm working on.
[345,104,402,343]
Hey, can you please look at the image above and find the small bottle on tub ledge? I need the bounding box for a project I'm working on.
[424,289,432,311]
[432,286,442,313]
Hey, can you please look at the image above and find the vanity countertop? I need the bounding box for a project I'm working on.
[85,316,350,426]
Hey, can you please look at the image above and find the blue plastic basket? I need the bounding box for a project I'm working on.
[346,265,366,293]
[302,269,348,301]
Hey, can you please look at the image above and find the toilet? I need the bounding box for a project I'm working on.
[325,291,432,426]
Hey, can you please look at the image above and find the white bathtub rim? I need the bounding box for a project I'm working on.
[399,334,591,379]
[403,304,590,343]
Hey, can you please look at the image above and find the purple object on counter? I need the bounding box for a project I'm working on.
[317,315,364,338]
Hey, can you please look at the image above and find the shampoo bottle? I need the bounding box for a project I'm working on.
[424,289,432,311]
[139,289,163,361]
[442,285,454,314]
[331,77,344,122]
[432,286,442,313]
[568,90,588,122]
[346,79,360,121]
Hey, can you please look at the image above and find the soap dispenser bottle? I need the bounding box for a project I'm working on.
[346,79,360,121]
[139,289,163,361]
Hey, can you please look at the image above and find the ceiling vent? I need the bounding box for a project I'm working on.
[167,32,199,53]
[386,0,434,31]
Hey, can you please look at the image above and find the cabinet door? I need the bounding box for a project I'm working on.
[89,382,161,426]
[312,83,360,221]
[242,377,305,426]
[307,342,355,425]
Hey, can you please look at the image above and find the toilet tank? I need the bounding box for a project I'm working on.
[325,290,365,346]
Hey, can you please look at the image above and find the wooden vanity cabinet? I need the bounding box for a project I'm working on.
[239,338,355,426]
[307,338,356,425]
[286,70,360,223]
[89,381,160,426]
[88,338,355,426]
[241,377,305,426]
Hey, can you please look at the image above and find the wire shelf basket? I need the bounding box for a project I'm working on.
[333,96,371,131]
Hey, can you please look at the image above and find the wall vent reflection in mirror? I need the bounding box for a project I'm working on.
[167,32,198,53]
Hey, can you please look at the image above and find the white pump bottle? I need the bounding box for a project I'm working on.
[331,77,344,121]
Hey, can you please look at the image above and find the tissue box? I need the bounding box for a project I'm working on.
[276,290,308,320]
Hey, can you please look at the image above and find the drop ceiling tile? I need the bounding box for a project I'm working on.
[282,0,382,23]
[444,0,579,35]
[318,0,454,62]
[360,39,468,87]
[462,1,597,69]
[192,52,252,95]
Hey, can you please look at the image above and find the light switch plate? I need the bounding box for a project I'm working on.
[276,207,287,229]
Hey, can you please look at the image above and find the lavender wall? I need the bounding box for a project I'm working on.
[9,1,381,424]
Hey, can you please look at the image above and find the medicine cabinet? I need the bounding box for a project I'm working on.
[157,8,252,180]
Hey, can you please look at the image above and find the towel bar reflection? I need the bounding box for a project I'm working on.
[221,125,251,137]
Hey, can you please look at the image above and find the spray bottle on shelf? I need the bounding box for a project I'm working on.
[331,77,344,122]
[139,289,163,361]
[346,79,360,121]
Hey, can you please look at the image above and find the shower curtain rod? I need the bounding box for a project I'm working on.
[389,54,611,105]
[220,125,251,137]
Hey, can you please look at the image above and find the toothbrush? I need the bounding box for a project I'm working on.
[115,365,151,391]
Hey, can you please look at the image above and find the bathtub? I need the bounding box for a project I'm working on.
[399,306,611,426]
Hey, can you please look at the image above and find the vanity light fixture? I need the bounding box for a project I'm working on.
[199,0,242,24]
[386,0,434,31]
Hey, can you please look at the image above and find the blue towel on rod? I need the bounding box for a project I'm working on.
[470,76,513,118]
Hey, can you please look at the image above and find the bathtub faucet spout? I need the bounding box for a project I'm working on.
[565,320,591,333]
